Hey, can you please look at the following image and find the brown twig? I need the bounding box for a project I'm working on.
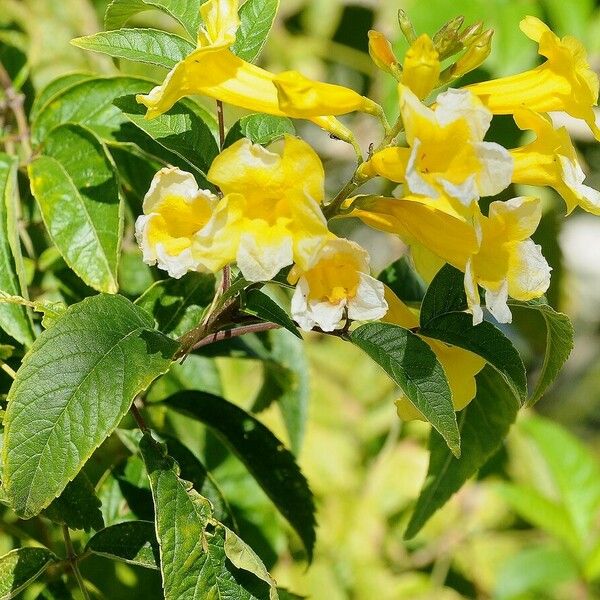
[190,321,281,351]
[0,60,31,161]
[130,399,150,433]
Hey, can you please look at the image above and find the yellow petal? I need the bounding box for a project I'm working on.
[363,147,411,183]
[401,34,440,99]
[368,30,399,73]
[199,0,239,46]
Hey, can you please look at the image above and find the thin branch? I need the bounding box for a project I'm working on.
[0,361,16,379]
[0,60,31,161]
[130,399,150,433]
[62,525,91,600]
[216,99,226,149]
[190,321,281,351]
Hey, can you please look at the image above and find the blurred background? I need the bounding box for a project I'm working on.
[3,0,600,598]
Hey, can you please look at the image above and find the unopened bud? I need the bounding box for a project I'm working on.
[368,30,400,74]
[452,29,493,78]
[460,21,484,46]
[434,16,466,59]
[402,33,441,99]
[398,10,417,44]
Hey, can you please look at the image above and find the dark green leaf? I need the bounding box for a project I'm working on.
[0,548,58,600]
[115,94,219,178]
[86,521,160,570]
[42,471,104,532]
[405,366,519,539]
[224,114,295,147]
[0,154,34,345]
[351,323,460,457]
[163,391,316,560]
[509,300,574,406]
[139,434,272,599]
[136,273,215,338]
[72,29,195,69]
[419,263,469,324]
[378,257,426,304]
[2,294,178,518]
[232,0,280,63]
[242,290,300,338]
[30,124,122,293]
[34,579,74,600]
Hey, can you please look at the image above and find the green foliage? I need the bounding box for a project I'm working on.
[225,114,296,147]
[0,548,58,600]
[242,289,301,338]
[232,0,280,62]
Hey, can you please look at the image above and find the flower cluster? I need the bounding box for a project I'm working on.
[135,0,599,417]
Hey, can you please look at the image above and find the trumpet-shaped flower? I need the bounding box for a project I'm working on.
[466,16,600,139]
[206,135,330,282]
[288,237,388,332]
[401,34,440,99]
[136,0,376,142]
[135,167,223,278]
[511,109,600,215]
[382,288,485,421]
[466,196,551,324]
[362,86,513,207]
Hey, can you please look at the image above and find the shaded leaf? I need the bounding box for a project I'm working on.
[30,73,93,124]
[0,548,58,600]
[2,294,178,518]
[242,290,300,338]
[378,257,426,304]
[225,114,295,147]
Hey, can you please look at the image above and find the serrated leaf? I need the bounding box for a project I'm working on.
[405,366,519,539]
[72,29,195,69]
[29,124,122,293]
[378,257,426,304]
[509,300,573,406]
[135,272,215,338]
[42,471,104,532]
[224,114,295,147]
[30,73,93,124]
[0,548,58,600]
[104,0,203,39]
[115,94,219,178]
[163,391,316,560]
[0,154,34,345]
[2,294,178,518]
[419,265,527,403]
[140,434,272,599]
[351,322,460,457]
[242,290,301,338]
[232,0,280,63]
[86,520,160,569]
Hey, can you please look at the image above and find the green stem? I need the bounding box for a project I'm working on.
[62,525,90,600]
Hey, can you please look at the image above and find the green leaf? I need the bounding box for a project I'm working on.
[405,366,519,539]
[419,265,527,403]
[139,434,273,599]
[2,294,178,518]
[351,323,460,457]
[42,471,105,532]
[115,94,219,178]
[136,273,215,338]
[86,521,160,570]
[378,257,426,304]
[104,0,203,38]
[29,124,122,293]
[509,300,574,406]
[163,391,316,560]
[35,580,74,600]
[232,0,280,63]
[224,114,295,147]
[242,290,301,338]
[0,154,34,345]
[72,29,195,69]
[0,548,58,600]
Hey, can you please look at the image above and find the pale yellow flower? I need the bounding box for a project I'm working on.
[511,109,600,215]
[206,135,330,282]
[135,168,224,278]
[466,16,600,139]
[288,237,387,332]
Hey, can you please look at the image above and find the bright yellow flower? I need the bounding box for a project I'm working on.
[466,196,551,324]
[511,109,600,215]
[361,86,513,208]
[383,288,485,421]
[401,34,440,99]
[136,0,375,142]
[206,135,329,282]
[135,167,225,278]
[287,237,388,332]
[368,30,400,75]
[466,16,600,139]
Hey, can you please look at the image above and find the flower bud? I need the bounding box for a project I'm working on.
[398,9,417,44]
[460,21,484,46]
[450,29,494,80]
[368,30,400,74]
[401,34,441,99]
[433,16,465,59]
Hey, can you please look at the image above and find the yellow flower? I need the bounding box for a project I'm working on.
[206,135,330,282]
[135,167,224,278]
[383,288,485,421]
[361,86,513,208]
[368,30,400,75]
[287,237,388,332]
[401,34,440,99]
[466,196,551,324]
[466,16,600,139]
[511,109,600,215]
[136,0,376,142]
